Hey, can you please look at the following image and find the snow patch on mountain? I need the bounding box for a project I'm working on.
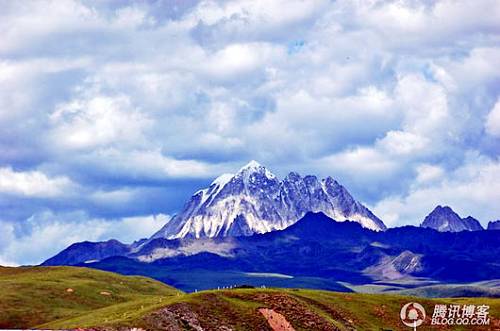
[137,239,236,262]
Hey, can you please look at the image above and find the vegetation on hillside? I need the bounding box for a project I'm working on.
[0,266,181,328]
[0,266,498,330]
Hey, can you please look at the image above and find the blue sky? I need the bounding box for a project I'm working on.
[0,0,499,265]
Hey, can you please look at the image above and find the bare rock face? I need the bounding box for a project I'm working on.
[421,206,484,232]
[151,161,386,240]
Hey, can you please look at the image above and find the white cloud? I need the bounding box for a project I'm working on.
[89,188,137,206]
[319,147,398,179]
[346,0,500,50]
[414,164,445,185]
[203,42,285,81]
[0,1,98,54]
[0,58,90,123]
[72,148,228,180]
[395,74,451,139]
[50,95,152,150]
[104,214,170,243]
[486,98,500,137]
[188,0,329,41]
[437,47,500,92]
[0,167,74,197]
[378,130,429,156]
[245,85,397,160]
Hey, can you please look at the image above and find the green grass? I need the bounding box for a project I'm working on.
[39,294,183,329]
[143,288,499,331]
[0,266,181,329]
[1,266,499,330]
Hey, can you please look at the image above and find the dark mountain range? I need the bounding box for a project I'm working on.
[43,212,500,293]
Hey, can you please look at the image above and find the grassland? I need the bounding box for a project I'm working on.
[0,265,181,328]
[0,266,498,330]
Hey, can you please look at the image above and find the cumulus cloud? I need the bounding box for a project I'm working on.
[50,95,152,151]
[0,167,75,197]
[414,164,445,185]
[0,0,499,264]
[189,0,329,44]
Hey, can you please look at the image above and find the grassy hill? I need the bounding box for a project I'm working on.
[0,266,499,330]
[0,266,181,328]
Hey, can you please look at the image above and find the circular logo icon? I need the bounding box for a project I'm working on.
[400,302,426,328]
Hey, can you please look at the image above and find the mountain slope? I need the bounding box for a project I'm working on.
[74,212,500,293]
[151,161,386,240]
[420,205,484,232]
[42,239,130,266]
[0,266,181,329]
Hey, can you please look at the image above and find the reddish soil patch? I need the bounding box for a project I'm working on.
[259,308,295,331]
[227,292,341,330]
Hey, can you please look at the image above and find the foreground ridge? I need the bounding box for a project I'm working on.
[2,266,499,330]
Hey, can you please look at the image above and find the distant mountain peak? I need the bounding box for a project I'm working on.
[150,161,386,240]
[434,205,452,212]
[421,205,483,232]
[488,220,500,230]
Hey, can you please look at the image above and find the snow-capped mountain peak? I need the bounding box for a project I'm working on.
[236,160,276,181]
[151,161,387,240]
[238,160,262,172]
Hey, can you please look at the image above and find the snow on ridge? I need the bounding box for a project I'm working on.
[211,173,234,187]
[137,239,236,262]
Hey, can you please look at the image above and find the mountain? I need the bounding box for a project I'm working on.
[80,212,500,291]
[43,212,500,292]
[150,160,386,240]
[420,205,483,232]
[461,216,484,231]
[42,239,130,266]
[488,220,500,230]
